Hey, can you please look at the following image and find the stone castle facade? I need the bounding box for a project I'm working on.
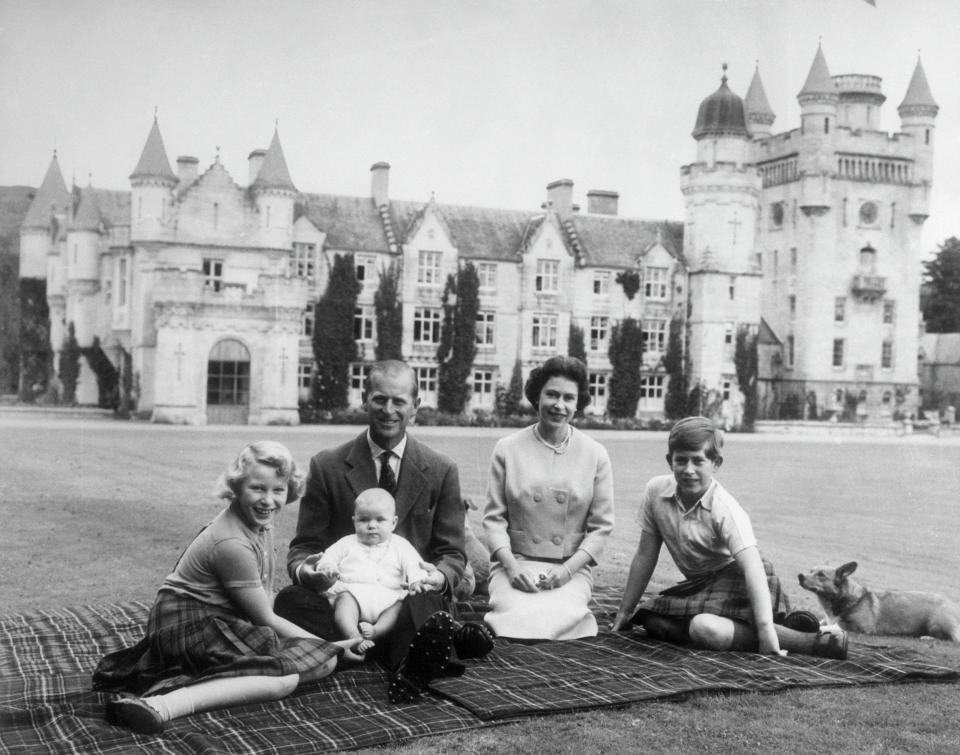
[17,45,936,424]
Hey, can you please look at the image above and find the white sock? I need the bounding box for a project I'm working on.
[142,674,299,722]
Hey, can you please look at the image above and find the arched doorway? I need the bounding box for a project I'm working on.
[206,339,250,424]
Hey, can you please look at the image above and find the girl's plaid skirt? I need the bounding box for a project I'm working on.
[92,590,342,696]
[631,558,789,627]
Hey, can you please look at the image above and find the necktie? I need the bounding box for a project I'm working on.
[379,450,397,494]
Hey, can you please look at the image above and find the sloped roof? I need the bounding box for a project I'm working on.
[391,200,530,261]
[744,65,775,124]
[570,215,685,268]
[22,154,70,229]
[798,43,836,98]
[92,188,130,227]
[898,57,938,113]
[70,186,102,231]
[693,69,748,139]
[298,193,388,252]
[130,118,177,182]
[252,129,296,192]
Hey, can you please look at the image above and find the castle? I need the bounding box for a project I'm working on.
[17,45,936,424]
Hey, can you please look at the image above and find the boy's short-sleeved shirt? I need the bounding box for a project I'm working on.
[639,474,756,578]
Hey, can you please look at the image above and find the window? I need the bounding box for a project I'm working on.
[202,258,223,292]
[883,300,895,325]
[477,262,497,291]
[475,311,496,347]
[213,202,219,230]
[535,259,559,292]
[772,250,778,275]
[531,313,558,348]
[721,378,732,401]
[413,307,442,344]
[790,247,797,273]
[728,276,736,301]
[589,316,609,352]
[117,257,128,307]
[292,243,317,284]
[355,255,377,284]
[640,375,665,399]
[298,362,314,390]
[787,335,795,368]
[644,266,669,299]
[350,363,371,391]
[834,297,846,323]
[881,341,893,369]
[832,338,845,368]
[771,202,784,227]
[302,303,315,337]
[593,271,611,296]
[788,295,796,320]
[473,370,494,400]
[859,201,878,225]
[724,322,735,357]
[416,366,437,394]
[354,306,374,341]
[417,251,442,285]
[588,373,607,404]
[207,340,250,406]
[643,318,668,355]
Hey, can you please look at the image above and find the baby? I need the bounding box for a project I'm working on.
[315,488,429,657]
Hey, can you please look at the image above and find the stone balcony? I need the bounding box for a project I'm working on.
[851,273,886,300]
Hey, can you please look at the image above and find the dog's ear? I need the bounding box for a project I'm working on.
[836,561,858,583]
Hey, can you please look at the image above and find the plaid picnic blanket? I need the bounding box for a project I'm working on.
[2,590,957,753]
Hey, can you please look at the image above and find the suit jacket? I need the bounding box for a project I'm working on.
[287,431,466,595]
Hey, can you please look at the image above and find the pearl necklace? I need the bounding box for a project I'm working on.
[533,424,571,454]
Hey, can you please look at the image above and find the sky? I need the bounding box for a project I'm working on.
[1,0,957,254]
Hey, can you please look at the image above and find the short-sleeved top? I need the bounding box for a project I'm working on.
[160,507,274,609]
[318,533,428,591]
[639,474,756,579]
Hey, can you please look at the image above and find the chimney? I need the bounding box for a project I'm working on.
[371,161,390,206]
[176,155,199,184]
[586,189,619,216]
[248,149,266,185]
[545,179,574,218]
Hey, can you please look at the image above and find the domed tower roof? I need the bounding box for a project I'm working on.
[744,64,775,126]
[692,64,748,139]
[22,152,70,229]
[130,116,177,183]
[251,128,296,192]
[898,56,938,116]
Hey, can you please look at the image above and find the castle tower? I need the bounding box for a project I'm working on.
[744,65,775,140]
[797,44,838,211]
[129,116,177,242]
[681,65,762,399]
[250,128,296,249]
[19,153,70,279]
[898,57,938,221]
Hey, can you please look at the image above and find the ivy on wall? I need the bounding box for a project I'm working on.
[313,253,361,411]
[374,260,403,361]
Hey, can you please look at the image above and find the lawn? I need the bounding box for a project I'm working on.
[2,417,960,753]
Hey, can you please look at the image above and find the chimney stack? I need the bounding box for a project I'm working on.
[176,155,199,185]
[586,189,619,216]
[371,161,390,206]
[545,179,574,218]
[248,149,266,185]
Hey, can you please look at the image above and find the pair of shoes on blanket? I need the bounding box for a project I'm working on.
[453,619,495,659]
[388,611,456,704]
[106,695,165,734]
[812,627,849,661]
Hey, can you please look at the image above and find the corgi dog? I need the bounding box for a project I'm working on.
[798,561,960,642]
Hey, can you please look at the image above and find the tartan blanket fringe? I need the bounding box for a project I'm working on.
[1,589,957,753]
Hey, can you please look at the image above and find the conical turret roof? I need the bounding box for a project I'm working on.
[70,185,102,232]
[251,128,296,192]
[692,66,748,139]
[798,43,836,98]
[744,65,775,124]
[22,153,70,229]
[130,117,177,183]
[898,57,938,115]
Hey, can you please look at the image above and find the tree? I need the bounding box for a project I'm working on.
[734,324,759,430]
[496,358,524,417]
[437,262,479,414]
[663,312,687,419]
[374,260,403,361]
[568,323,586,364]
[18,278,50,401]
[313,253,362,411]
[82,336,119,409]
[607,318,644,418]
[59,322,81,404]
[922,237,960,332]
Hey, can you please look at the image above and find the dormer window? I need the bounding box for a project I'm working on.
[859,244,876,273]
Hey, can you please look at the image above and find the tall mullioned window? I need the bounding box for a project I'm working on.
[535,259,559,292]
[292,243,317,284]
[644,266,668,299]
[643,318,668,355]
[834,297,846,322]
[477,262,497,291]
[475,311,496,347]
[417,251,442,285]
[589,316,609,352]
[593,271,610,296]
[354,306,374,341]
[416,366,437,394]
[832,339,845,368]
[532,313,558,348]
[881,340,893,369]
[202,258,223,292]
[413,307,442,344]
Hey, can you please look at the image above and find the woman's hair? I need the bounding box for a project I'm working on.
[217,440,305,504]
[523,355,591,412]
[667,416,724,461]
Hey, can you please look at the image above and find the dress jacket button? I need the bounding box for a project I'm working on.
[533,492,542,502]
[551,535,562,546]
[533,535,542,544]
[556,492,567,504]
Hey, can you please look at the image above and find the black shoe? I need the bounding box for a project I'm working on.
[106,696,165,734]
[781,610,821,634]
[812,629,849,660]
[453,620,495,660]
[388,611,455,704]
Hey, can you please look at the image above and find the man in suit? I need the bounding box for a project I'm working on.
[275,360,492,700]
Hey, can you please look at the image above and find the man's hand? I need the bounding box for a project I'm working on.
[298,553,338,592]
[417,561,447,593]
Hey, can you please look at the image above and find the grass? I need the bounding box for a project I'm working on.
[2,418,960,753]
